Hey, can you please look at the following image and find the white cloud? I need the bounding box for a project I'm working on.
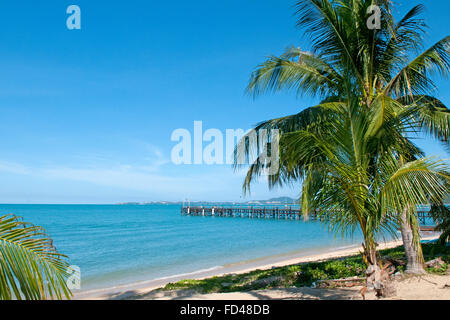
[0,159,238,197]
[0,152,297,202]
[0,161,31,175]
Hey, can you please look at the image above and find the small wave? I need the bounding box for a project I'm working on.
[78,265,224,296]
[151,266,224,281]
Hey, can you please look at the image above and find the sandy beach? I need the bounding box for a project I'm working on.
[74,234,443,300]
[139,273,450,300]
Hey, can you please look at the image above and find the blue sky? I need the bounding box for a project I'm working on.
[0,0,449,204]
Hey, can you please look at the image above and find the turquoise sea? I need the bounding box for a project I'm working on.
[0,204,367,293]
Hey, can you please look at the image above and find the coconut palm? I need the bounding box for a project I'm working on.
[429,203,450,245]
[236,0,450,274]
[236,91,449,294]
[0,214,72,300]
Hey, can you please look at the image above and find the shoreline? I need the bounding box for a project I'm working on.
[74,234,439,300]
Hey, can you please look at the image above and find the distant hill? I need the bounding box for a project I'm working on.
[243,197,299,205]
[266,197,298,203]
[117,196,299,206]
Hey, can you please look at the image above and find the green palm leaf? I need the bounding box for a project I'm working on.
[385,36,450,97]
[237,0,450,283]
[0,214,72,300]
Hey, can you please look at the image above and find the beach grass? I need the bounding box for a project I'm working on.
[159,243,449,294]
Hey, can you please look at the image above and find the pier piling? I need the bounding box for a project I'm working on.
[181,205,434,230]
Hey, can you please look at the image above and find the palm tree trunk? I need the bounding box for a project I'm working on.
[400,208,426,274]
[361,241,396,298]
[362,242,382,296]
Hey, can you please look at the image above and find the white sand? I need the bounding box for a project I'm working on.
[75,235,441,300]
[141,273,450,300]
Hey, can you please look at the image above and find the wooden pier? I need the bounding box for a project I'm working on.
[181,206,435,228]
[181,206,307,220]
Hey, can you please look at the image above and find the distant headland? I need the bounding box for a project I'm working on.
[116,197,299,206]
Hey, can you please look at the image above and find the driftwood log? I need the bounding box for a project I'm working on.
[425,257,445,268]
[314,276,365,288]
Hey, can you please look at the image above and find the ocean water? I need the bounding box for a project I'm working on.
[0,204,366,292]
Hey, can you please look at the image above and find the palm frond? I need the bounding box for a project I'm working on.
[246,48,342,98]
[385,36,450,97]
[0,214,72,300]
[399,95,450,143]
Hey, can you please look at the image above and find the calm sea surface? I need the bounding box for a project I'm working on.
[0,204,366,292]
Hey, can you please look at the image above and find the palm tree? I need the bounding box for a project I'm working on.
[0,214,72,300]
[236,0,450,275]
[236,92,449,295]
[429,203,450,245]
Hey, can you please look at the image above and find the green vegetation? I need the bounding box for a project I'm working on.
[160,244,449,294]
[0,214,72,300]
[430,204,450,245]
[234,0,450,282]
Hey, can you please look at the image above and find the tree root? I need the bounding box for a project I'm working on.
[360,261,396,299]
